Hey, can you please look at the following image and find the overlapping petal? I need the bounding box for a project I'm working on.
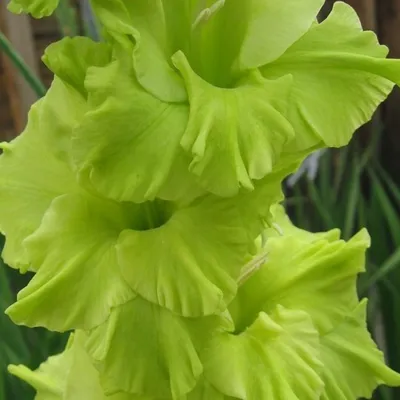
[6,176,283,329]
[0,83,79,270]
[86,297,205,398]
[261,2,400,151]
[91,0,324,99]
[6,193,135,332]
[202,306,323,399]
[43,37,112,97]
[232,229,370,334]
[116,193,263,317]
[90,0,188,102]
[9,333,147,400]
[173,53,294,196]
[72,59,202,204]
[8,0,59,17]
[320,301,400,399]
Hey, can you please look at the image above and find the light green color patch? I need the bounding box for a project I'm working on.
[6,193,135,332]
[86,297,203,398]
[91,0,324,99]
[203,306,324,399]
[0,94,79,271]
[8,0,59,18]
[266,203,341,242]
[116,195,254,317]
[43,37,112,97]
[9,333,151,400]
[232,230,370,335]
[261,2,400,152]
[174,52,294,197]
[72,59,202,204]
[320,301,400,399]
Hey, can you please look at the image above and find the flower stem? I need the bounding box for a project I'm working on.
[0,30,46,98]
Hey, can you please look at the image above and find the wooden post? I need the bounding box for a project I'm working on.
[0,1,40,136]
[377,0,400,186]
[345,0,377,29]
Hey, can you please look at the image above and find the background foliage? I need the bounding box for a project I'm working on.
[1,1,400,399]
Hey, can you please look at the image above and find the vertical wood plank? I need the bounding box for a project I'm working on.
[377,0,400,186]
[345,0,377,29]
[0,1,40,136]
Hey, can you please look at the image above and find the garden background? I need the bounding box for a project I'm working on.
[1,1,400,399]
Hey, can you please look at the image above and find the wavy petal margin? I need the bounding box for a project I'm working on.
[8,0,59,18]
[174,52,294,196]
[203,306,323,399]
[262,2,400,152]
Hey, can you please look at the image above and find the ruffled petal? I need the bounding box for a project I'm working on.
[10,333,148,400]
[266,203,341,242]
[231,0,324,71]
[232,229,370,334]
[0,86,79,270]
[116,195,256,317]
[72,59,202,204]
[91,0,187,102]
[6,193,135,332]
[261,2,400,151]
[8,336,72,399]
[43,37,112,97]
[202,306,323,399]
[320,301,400,399]
[173,52,294,196]
[86,297,204,398]
[8,0,59,17]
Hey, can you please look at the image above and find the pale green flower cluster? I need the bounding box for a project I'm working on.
[2,0,400,399]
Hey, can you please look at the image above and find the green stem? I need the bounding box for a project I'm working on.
[0,31,46,98]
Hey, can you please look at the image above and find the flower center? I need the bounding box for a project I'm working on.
[128,199,175,232]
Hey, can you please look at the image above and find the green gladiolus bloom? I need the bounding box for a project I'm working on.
[3,0,400,399]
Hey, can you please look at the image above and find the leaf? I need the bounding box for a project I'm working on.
[202,306,323,399]
[173,52,294,196]
[261,2,399,152]
[6,193,135,332]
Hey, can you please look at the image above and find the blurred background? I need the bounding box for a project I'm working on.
[1,0,400,399]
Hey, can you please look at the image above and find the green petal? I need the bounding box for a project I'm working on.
[266,203,341,242]
[320,300,400,399]
[116,195,256,317]
[0,92,79,270]
[233,229,370,334]
[10,333,148,400]
[203,306,323,399]
[91,0,187,102]
[186,379,234,400]
[173,52,294,197]
[86,297,203,398]
[72,60,202,204]
[261,2,400,151]
[6,193,135,332]
[8,0,59,17]
[43,37,112,96]
[233,0,324,70]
